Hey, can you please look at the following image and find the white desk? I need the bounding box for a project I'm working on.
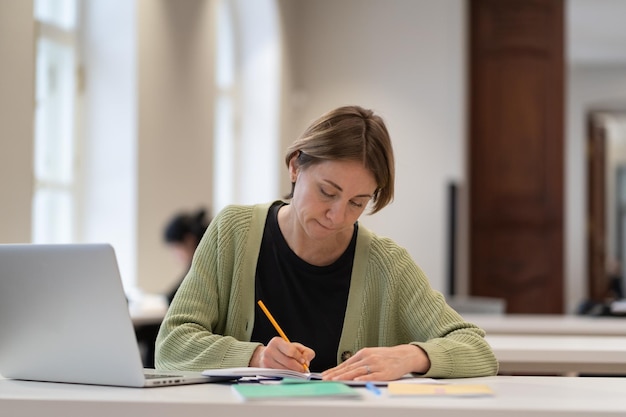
[486,334,626,375]
[2,375,626,417]
[130,308,166,327]
[464,314,626,336]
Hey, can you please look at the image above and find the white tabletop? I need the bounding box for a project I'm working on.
[2,375,626,417]
[464,313,626,336]
[486,334,626,375]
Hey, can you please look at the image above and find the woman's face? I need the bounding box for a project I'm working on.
[289,158,377,241]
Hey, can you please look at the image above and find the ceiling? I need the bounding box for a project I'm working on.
[568,0,626,65]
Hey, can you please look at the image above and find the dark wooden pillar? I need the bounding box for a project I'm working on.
[469,0,564,313]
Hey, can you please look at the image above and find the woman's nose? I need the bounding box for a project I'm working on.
[326,201,346,224]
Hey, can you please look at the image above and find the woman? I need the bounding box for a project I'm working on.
[155,105,498,381]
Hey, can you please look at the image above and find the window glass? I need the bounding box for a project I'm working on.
[213,0,281,211]
[34,38,75,184]
[32,188,74,243]
[33,0,78,243]
[213,0,236,212]
[215,0,234,89]
[34,0,77,30]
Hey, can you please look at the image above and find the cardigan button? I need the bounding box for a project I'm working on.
[340,351,353,362]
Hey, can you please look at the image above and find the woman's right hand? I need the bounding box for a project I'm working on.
[250,337,314,372]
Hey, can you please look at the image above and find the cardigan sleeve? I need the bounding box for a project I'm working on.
[364,234,499,378]
[154,205,263,371]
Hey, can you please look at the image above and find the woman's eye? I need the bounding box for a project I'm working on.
[320,188,334,198]
[350,200,364,208]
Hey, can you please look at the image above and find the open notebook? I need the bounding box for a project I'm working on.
[203,367,323,381]
[0,243,209,387]
[202,367,431,386]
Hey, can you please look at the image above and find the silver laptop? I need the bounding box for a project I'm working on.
[0,243,210,387]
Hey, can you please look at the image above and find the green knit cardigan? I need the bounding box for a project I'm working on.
[155,202,498,378]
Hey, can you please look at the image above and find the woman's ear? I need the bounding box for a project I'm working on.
[288,154,299,183]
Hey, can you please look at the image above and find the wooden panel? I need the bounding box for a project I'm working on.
[469,0,564,313]
[587,115,607,302]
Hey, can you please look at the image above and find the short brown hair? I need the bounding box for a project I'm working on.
[284,105,395,214]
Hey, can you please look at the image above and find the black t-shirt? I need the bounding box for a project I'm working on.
[250,202,355,372]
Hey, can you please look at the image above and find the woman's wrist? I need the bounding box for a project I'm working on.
[409,344,431,374]
[249,345,265,367]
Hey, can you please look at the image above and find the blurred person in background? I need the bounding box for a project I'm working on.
[163,208,211,303]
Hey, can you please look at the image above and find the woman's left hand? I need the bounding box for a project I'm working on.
[321,344,430,381]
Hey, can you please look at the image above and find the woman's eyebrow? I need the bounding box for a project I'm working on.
[323,179,373,198]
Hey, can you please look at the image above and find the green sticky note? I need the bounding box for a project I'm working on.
[231,382,361,401]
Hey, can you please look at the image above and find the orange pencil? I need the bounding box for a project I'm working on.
[257,299,310,374]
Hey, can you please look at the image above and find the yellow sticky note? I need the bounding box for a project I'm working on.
[388,383,493,397]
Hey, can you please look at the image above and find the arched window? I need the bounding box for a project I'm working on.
[213,0,281,212]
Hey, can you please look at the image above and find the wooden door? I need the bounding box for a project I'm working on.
[469,0,564,313]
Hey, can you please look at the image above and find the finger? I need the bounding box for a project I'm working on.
[353,364,377,381]
[323,348,369,373]
[323,367,367,381]
[292,342,316,364]
[267,338,312,371]
[274,339,305,362]
[322,360,369,381]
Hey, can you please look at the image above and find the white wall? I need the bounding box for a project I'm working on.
[136,0,216,293]
[0,1,34,243]
[279,0,467,293]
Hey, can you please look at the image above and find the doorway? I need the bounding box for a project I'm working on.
[587,111,626,304]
